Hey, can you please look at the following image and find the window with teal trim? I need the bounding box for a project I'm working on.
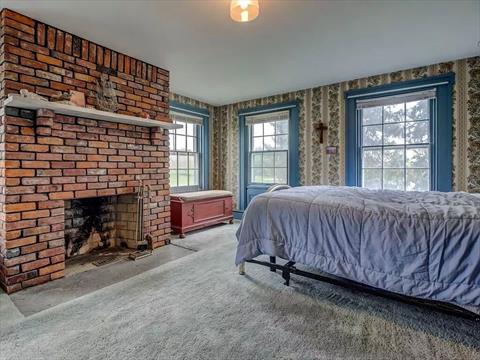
[346,74,454,192]
[248,110,289,185]
[169,111,203,192]
[238,101,299,211]
[360,97,431,191]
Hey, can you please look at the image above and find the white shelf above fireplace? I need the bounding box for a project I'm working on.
[4,94,181,129]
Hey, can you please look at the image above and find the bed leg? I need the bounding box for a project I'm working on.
[282,267,290,286]
[282,261,295,286]
[269,256,276,272]
[239,262,245,275]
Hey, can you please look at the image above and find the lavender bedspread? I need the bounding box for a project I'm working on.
[235,186,480,306]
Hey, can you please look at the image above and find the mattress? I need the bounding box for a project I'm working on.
[235,186,480,308]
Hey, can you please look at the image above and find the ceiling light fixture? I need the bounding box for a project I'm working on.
[230,0,259,23]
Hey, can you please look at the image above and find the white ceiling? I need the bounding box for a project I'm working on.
[1,0,479,105]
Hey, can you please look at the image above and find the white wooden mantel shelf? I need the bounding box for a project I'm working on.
[4,94,181,129]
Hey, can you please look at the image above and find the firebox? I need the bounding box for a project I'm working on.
[65,193,143,258]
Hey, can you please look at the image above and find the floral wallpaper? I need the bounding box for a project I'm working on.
[467,57,480,192]
[171,55,480,207]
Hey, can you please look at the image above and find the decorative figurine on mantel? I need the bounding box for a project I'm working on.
[95,74,118,112]
[50,92,72,104]
[69,90,86,107]
[19,89,47,101]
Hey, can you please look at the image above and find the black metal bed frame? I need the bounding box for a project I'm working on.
[245,256,480,321]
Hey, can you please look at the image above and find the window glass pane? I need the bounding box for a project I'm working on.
[252,153,262,167]
[186,136,195,152]
[251,168,262,183]
[275,152,287,167]
[383,169,404,190]
[362,125,382,146]
[363,169,382,189]
[406,169,429,191]
[253,123,263,137]
[406,100,429,121]
[186,123,195,136]
[188,170,199,186]
[170,153,177,169]
[170,114,203,190]
[263,168,274,183]
[175,135,186,151]
[384,103,404,123]
[178,170,188,186]
[362,106,382,125]
[406,121,429,144]
[383,123,405,145]
[248,112,290,186]
[264,136,275,150]
[264,122,275,136]
[178,153,188,169]
[275,168,287,184]
[188,153,198,169]
[263,152,274,167]
[176,121,186,135]
[360,97,431,192]
[383,148,404,168]
[170,170,178,187]
[275,135,288,150]
[275,120,288,134]
[253,137,263,151]
[406,147,429,168]
[362,148,382,168]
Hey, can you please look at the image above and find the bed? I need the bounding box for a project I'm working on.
[235,186,480,319]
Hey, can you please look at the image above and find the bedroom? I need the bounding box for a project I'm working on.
[0,0,479,359]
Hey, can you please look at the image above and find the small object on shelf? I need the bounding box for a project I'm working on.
[50,92,72,104]
[69,90,86,107]
[96,74,118,112]
[140,111,150,119]
[19,89,47,101]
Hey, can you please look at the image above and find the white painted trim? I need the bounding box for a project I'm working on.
[5,94,181,129]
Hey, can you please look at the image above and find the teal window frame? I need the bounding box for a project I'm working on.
[169,101,209,192]
[238,101,300,213]
[345,73,455,192]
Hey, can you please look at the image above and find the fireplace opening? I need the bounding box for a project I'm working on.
[64,193,149,271]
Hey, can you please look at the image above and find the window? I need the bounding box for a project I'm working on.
[346,74,454,192]
[238,101,300,212]
[169,109,207,192]
[360,95,431,191]
[247,110,289,185]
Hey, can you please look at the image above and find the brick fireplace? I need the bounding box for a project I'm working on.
[0,9,172,293]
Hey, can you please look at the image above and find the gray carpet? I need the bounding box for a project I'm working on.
[1,224,479,360]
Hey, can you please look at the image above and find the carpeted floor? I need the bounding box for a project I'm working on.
[1,224,479,360]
